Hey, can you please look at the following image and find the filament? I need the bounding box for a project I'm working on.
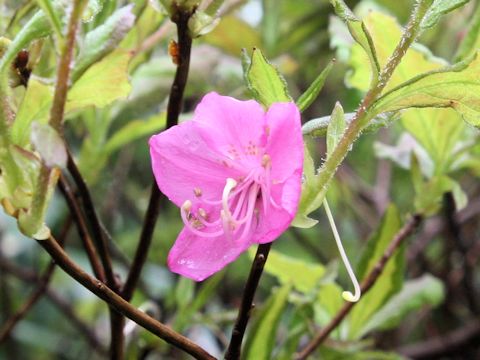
[323,199,361,303]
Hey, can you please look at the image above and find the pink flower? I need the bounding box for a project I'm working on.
[149,92,303,281]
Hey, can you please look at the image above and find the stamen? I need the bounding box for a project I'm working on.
[180,205,223,238]
[237,184,259,240]
[323,199,361,303]
[198,207,207,219]
[221,210,233,241]
[261,154,271,168]
[182,200,192,212]
[222,178,237,221]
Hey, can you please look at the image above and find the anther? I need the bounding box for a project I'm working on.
[198,208,207,218]
[261,154,271,168]
[193,188,202,197]
[182,200,192,212]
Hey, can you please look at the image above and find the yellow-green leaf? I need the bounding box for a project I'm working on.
[66,50,132,111]
[251,248,325,294]
[372,53,480,128]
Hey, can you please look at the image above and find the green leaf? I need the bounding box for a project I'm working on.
[174,272,224,332]
[326,102,346,157]
[401,108,465,175]
[348,205,404,340]
[188,11,220,38]
[0,10,52,75]
[421,0,469,30]
[330,0,380,86]
[454,3,480,61]
[292,145,321,228]
[372,52,480,128]
[103,113,166,155]
[34,0,63,41]
[314,283,344,327]
[414,175,466,215]
[175,277,194,310]
[346,11,444,92]
[359,274,445,336]
[243,284,291,360]
[250,248,325,294]
[67,50,132,111]
[11,78,53,147]
[72,4,136,82]
[204,16,261,56]
[296,60,334,112]
[246,48,292,108]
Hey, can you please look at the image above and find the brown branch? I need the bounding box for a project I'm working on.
[224,243,272,360]
[66,152,116,288]
[59,174,105,281]
[295,215,422,360]
[122,7,194,301]
[443,192,479,312]
[0,255,107,355]
[37,236,216,360]
[0,217,71,343]
[397,319,480,359]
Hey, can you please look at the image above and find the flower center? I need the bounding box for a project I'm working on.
[180,154,280,241]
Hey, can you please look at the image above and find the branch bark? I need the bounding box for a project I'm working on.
[224,243,272,360]
[37,236,216,360]
[295,215,422,360]
[122,8,194,301]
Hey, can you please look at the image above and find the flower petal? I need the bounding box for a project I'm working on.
[168,227,252,281]
[194,92,268,162]
[265,102,303,182]
[253,172,302,244]
[149,121,242,208]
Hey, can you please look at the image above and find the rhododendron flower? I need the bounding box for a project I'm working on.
[149,92,303,281]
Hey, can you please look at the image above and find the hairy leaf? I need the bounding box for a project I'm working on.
[372,53,480,128]
[421,0,470,30]
[67,50,132,110]
[246,48,292,107]
[72,4,136,81]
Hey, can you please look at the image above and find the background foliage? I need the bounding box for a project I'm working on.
[0,0,479,359]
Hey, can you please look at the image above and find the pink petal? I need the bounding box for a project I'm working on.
[149,121,242,208]
[253,172,303,244]
[193,92,268,162]
[265,102,303,182]
[168,227,252,281]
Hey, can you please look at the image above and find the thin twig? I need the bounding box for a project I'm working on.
[122,8,194,301]
[295,215,422,360]
[0,219,71,343]
[37,236,216,360]
[66,152,116,288]
[0,255,107,355]
[397,319,480,359]
[59,174,105,281]
[443,192,478,312]
[224,243,272,360]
